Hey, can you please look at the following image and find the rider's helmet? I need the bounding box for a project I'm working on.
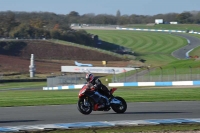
[86,73,94,83]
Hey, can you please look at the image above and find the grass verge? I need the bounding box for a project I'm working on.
[29,124,200,133]
[85,30,187,67]
[0,82,46,90]
[0,86,200,107]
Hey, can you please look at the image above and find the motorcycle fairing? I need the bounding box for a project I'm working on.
[82,90,102,103]
[110,97,122,104]
[110,88,117,94]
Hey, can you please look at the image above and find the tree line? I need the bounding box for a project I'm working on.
[0,10,200,46]
[0,11,94,46]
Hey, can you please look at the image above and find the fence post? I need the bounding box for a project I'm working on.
[199,68,200,80]
[135,68,138,82]
[112,69,116,83]
[147,67,150,81]
[160,67,163,81]
[189,66,192,80]
[124,71,126,82]
[75,74,77,84]
[174,67,176,81]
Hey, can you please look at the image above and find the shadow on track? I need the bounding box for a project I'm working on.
[125,111,187,114]
[90,111,187,115]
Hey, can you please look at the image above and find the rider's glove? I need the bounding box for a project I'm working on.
[93,84,97,88]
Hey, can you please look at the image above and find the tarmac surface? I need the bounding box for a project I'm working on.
[172,33,200,59]
[0,101,199,127]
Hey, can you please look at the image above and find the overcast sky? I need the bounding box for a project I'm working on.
[0,0,200,15]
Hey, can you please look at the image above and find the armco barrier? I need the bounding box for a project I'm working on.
[116,27,200,34]
[116,27,186,33]
[43,80,200,90]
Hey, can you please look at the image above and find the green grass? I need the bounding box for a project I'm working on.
[47,39,134,60]
[190,46,200,57]
[147,59,200,75]
[0,87,200,107]
[0,89,77,107]
[86,30,187,67]
[0,82,46,89]
[190,33,200,40]
[39,124,200,133]
[125,24,200,32]
[163,59,200,68]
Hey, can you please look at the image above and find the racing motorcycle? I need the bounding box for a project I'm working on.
[77,84,127,115]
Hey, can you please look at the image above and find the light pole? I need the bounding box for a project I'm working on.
[147,67,150,81]
[135,68,138,82]
[189,66,192,80]
[112,69,116,83]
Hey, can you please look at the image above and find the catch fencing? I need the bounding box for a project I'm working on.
[113,67,200,82]
[47,67,200,87]
[47,73,86,87]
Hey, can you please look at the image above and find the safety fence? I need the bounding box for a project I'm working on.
[45,67,200,87]
[113,67,200,83]
[46,73,86,87]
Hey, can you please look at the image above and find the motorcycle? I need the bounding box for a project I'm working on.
[77,84,127,115]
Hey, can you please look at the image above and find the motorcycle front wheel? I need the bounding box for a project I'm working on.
[77,97,93,115]
[111,96,127,113]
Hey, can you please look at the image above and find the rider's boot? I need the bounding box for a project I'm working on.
[98,104,105,109]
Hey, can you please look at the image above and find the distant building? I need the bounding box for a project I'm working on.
[155,19,163,24]
[170,22,178,24]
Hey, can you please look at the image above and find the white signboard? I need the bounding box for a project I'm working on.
[155,19,163,24]
[61,66,136,74]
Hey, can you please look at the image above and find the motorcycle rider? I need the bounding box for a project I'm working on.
[85,73,110,108]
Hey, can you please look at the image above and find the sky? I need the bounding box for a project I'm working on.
[0,0,200,16]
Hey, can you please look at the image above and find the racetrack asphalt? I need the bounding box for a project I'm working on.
[172,33,200,59]
[0,101,199,127]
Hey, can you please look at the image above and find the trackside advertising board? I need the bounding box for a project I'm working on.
[61,66,136,74]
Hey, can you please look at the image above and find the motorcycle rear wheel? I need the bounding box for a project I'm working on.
[77,97,93,115]
[111,96,127,113]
